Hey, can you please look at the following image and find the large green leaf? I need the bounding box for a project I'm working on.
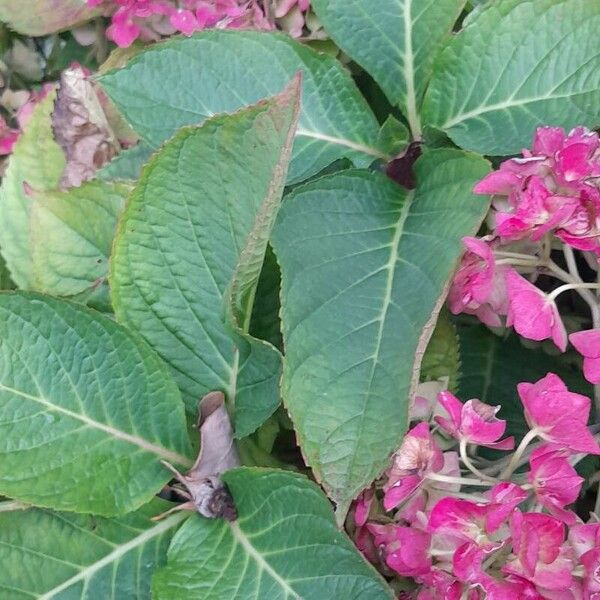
[111,81,299,437]
[311,0,465,137]
[99,30,386,184]
[29,180,130,298]
[0,0,99,35]
[0,90,66,288]
[152,468,393,600]
[272,150,490,518]
[0,293,192,515]
[458,322,593,440]
[422,0,600,155]
[0,499,186,599]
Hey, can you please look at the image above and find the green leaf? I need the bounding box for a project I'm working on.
[0,293,192,515]
[249,246,284,350]
[311,0,466,136]
[0,0,99,35]
[111,81,299,438]
[376,115,410,157]
[458,322,593,441]
[98,143,154,182]
[272,150,490,517]
[99,30,386,184]
[421,309,461,391]
[0,90,66,289]
[422,0,600,155]
[0,499,186,599]
[29,180,130,298]
[152,468,394,600]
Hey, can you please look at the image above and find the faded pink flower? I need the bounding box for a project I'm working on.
[517,373,600,454]
[505,269,567,351]
[570,329,600,384]
[448,236,508,327]
[528,445,583,524]
[383,422,443,511]
[0,117,20,155]
[503,511,573,591]
[435,391,514,450]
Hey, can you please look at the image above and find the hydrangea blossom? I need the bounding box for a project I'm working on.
[351,376,599,599]
[88,0,312,47]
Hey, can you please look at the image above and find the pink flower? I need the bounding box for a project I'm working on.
[106,7,142,47]
[0,117,20,155]
[505,269,567,351]
[170,8,199,34]
[517,373,600,454]
[383,422,443,511]
[485,482,529,531]
[503,511,573,590]
[494,176,579,241]
[569,523,600,559]
[435,391,514,450]
[428,498,506,548]
[354,487,374,527]
[570,329,600,384]
[528,445,583,524]
[386,527,432,578]
[474,126,600,252]
[366,523,433,578]
[581,548,600,599]
[448,237,508,327]
[555,186,600,254]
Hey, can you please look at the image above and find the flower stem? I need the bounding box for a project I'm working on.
[500,428,539,479]
[425,472,496,487]
[547,282,598,302]
[459,439,498,483]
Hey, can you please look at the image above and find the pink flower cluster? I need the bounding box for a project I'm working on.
[450,127,600,382]
[476,127,600,253]
[88,0,310,47]
[353,374,600,599]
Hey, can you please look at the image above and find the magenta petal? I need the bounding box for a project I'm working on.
[570,328,600,359]
[383,475,421,511]
[583,356,600,384]
[473,170,520,195]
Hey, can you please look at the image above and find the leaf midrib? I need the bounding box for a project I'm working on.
[340,193,413,504]
[228,521,302,599]
[36,512,188,600]
[0,383,192,467]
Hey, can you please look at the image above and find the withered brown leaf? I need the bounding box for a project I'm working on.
[160,391,241,521]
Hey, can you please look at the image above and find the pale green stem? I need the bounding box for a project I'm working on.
[459,439,498,483]
[500,428,540,479]
[547,282,598,302]
[425,472,496,487]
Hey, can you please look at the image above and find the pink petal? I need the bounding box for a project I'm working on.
[533,126,566,156]
[383,475,421,511]
[570,328,600,359]
[473,170,521,195]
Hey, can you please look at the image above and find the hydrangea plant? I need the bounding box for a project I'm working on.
[0,0,599,598]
